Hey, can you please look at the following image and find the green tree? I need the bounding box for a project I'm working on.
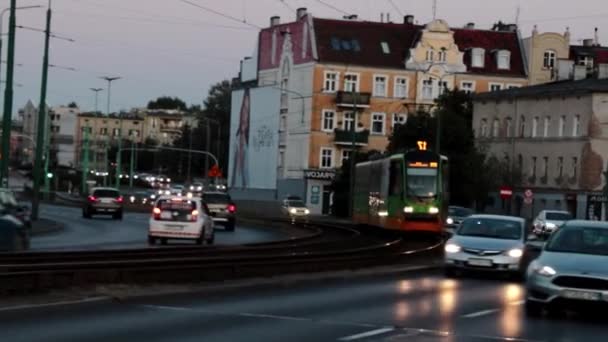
[147,96,188,111]
[67,101,78,108]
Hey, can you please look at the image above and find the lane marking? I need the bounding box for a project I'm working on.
[462,308,501,318]
[338,327,395,341]
[0,296,109,312]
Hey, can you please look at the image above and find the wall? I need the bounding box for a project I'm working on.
[523,31,570,85]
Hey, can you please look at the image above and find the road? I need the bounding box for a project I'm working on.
[31,204,292,251]
[1,270,607,341]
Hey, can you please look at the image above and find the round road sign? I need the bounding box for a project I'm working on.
[524,189,533,198]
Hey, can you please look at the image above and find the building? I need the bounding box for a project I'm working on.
[143,110,187,145]
[49,105,80,167]
[229,9,529,214]
[522,26,571,85]
[472,78,608,220]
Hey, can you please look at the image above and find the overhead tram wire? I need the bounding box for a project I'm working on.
[16,25,75,42]
[277,0,296,13]
[386,0,404,16]
[313,0,350,16]
[178,0,261,29]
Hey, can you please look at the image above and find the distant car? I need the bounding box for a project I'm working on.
[281,199,310,220]
[83,187,124,220]
[202,192,236,231]
[148,196,214,245]
[189,182,204,193]
[525,220,608,316]
[170,184,185,196]
[533,210,573,237]
[0,207,29,251]
[446,206,475,232]
[0,188,31,228]
[444,214,526,277]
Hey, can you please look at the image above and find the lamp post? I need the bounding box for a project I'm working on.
[423,63,454,154]
[100,76,120,188]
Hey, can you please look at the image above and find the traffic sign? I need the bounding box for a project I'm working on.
[524,197,533,205]
[499,186,513,199]
[524,189,533,198]
[208,164,222,178]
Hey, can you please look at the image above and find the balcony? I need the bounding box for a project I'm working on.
[334,128,369,146]
[335,91,371,108]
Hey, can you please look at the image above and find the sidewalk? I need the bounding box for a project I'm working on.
[32,218,64,236]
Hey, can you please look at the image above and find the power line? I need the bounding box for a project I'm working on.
[16,25,75,42]
[386,0,404,16]
[277,0,295,13]
[519,13,608,24]
[314,0,350,15]
[178,0,261,29]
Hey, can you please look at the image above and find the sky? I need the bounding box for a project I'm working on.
[4,0,608,115]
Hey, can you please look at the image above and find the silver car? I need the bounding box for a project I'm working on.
[525,220,608,316]
[532,210,573,237]
[444,214,526,277]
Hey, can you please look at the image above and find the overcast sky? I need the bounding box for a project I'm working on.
[6,0,607,114]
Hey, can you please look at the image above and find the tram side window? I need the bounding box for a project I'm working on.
[389,161,403,197]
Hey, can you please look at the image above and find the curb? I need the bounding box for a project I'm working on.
[31,218,65,236]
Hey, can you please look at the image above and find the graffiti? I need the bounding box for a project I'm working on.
[252,125,274,151]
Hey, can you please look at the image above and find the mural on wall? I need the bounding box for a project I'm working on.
[231,88,250,188]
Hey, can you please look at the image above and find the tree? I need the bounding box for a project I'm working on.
[67,101,78,108]
[147,96,188,111]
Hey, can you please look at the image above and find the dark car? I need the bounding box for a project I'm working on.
[83,187,124,220]
[202,192,236,231]
[0,188,31,229]
[0,204,30,251]
[446,206,475,232]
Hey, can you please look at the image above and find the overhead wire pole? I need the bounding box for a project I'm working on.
[100,76,121,187]
[0,0,17,188]
[90,88,102,173]
[32,0,52,221]
[348,90,358,219]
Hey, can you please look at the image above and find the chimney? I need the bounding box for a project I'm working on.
[583,38,594,47]
[381,13,384,23]
[465,22,475,29]
[270,16,280,27]
[594,27,600,46]
[387,13,390,23]
[296,7,307,20]
[343,14,358,20]
[404,15,414,24]
[508,24,518,32]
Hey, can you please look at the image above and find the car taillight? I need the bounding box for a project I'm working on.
[115,196,124,203]
[191,210,199,222]
[228,204,236,213]
[88,195,98,203]
[153,207,161,220]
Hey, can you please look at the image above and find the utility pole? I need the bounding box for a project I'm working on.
[82,128,89,194]
[204,119,211,185]
[90,88,102,113]
[103,136,108,186]
[31,1,52,220]
[43,109,51,198]
[0,0,17,187]
[100,76,120,188]
[348,91,358,218]
[129,137,135,188]
[186,124,193,183]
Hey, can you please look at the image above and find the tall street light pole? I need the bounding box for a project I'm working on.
[31,0,52,221]
[90,88,103,173]
[0,0,17,188]
[90,87,103,113]
[100,76,120,188]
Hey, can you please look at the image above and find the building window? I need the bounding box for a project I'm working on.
[505,117,512,137]
[543,156,549,178]
[532,116,539,138]
[344,73,359,92]
[371,113,385,135]
[519,116,526,137]
[320,148,334,169]
[51,125,60,133]
[373,75,387,97]
[392,113,407,128]
[471,48,485,68]
[531,156,537,178]
[343,112,355,131]
[426,49,434,62]
[438,48,447,62]
[321,110,335,132]
[460,81,474,94]
[341,150,352,165]
[280,115,286,132]
[543,116,550,137]
[278,151,284,168]
[573,115,580,137]
[480,118,488,137]
[394,77,408,98]
[506,84,521,89]
[558,157,564,178]
[323,71,338,92]
[113,128,120,137]
[496,50,511,70]
[559,115,566,137]
[380,41,390,54]
[517,154,523,170]
[543,50,556,69]
[489,83,503,92]
[129,129,140,137]
[438,80,448,96]
[492,118,500,137]
[100,128,108,135]
[572,157,578,179]
[422,79,434,99]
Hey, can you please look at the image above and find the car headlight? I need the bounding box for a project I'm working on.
[429,207,439,214]
[304,209,310,214]
[150,194,156,199]
[446,217,454,225]
[289,208,297,214]
[445,243,461,253]
[507,248,523,258]
[545,222,557,229]
[535,265,557,277]
[403,206,414,213]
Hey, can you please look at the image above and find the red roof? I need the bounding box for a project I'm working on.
[569,45,608,64]
[312,18,526,77]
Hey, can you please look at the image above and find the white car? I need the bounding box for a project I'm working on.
[148,196,215,245]
[281,199,310,220]
[532,210,573,237]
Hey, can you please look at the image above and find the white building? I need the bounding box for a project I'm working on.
[49,105,80,167]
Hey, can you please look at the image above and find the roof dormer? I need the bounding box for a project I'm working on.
[496,49,511,70]
[471,48,485,68]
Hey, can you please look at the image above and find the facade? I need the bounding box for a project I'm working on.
[230,10,529,214]
[522,27,571,85]
[49,105,80,167]
[472,78,608,220]
[143,110,186,145]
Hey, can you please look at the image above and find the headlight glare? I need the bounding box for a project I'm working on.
[429,207,439,214]
[536,265,557,277]
[445,243,461,253]
[507,248,523,258]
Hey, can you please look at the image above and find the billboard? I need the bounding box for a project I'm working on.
[229,86,281,190]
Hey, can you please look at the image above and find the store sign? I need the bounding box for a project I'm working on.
[304,170,336,181]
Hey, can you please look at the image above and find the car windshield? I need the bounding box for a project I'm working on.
[406,168,437,198]
[545,226,608,255]
[449,207,474,217]
[203,194,231,204]
[156,199,197,222]
[287,200,306,207]
[545,212,572,221]
[457,218,522,240]
[93,190,120,198]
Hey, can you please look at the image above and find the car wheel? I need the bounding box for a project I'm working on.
[206,234,215,245]
[524,300,544,317]
[148,236,156,245]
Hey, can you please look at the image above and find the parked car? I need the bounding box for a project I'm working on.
[0,208,29,251]
[0,188,31,228]
[446,206,475,232]
[281,198,310,221]
[525,220,608,316]
[444,214,526,277]
[202,192,236,231]
[148,196,214,245]
[83,187,124,220]
[532,210,573,237]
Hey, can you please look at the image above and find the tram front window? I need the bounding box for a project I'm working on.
[406,168,437,198]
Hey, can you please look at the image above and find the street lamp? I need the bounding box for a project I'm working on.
[100,76,121,188]
[90,87,103,113]
[423,63,455,154]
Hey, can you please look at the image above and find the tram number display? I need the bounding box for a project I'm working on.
[417,140,428,151]
[408,161,438,168]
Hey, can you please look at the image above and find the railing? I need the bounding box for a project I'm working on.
[335,91,371,107]
[334,128,369,145]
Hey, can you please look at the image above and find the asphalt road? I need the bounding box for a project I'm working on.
[2,270,607,341]
[30,204,291,251]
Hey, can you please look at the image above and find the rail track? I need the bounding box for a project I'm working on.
[0,218,445,294]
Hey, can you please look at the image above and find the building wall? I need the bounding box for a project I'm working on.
[50,106,79,167]
[522,30,570,85]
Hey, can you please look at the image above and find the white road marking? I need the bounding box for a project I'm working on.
[462,308,501,318]
[0,296,109,312]
[338,327,395,341]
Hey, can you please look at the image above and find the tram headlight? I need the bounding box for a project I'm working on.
[429,207,439,214]
[403,206,414,213]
